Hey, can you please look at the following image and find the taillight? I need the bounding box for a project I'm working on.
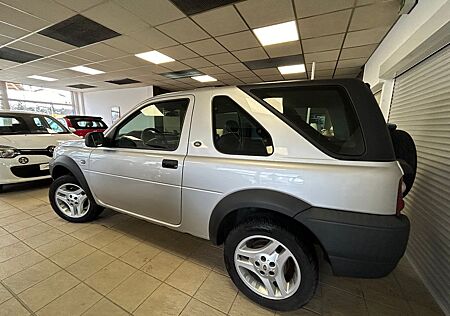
[396,178,405,215]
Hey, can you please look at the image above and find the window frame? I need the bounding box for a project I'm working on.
[241,84,368,160]
[211,95,274,157]
[110,98,191,152]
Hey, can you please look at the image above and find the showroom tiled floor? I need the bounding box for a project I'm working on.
[0,182,444,316]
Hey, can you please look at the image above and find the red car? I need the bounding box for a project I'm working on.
[62,116,108,138]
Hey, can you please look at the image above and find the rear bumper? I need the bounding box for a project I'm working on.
[295,208,410,278]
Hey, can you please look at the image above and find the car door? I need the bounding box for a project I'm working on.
[86,96,193,225]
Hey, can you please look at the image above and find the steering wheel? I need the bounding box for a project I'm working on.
[141,128,168,148]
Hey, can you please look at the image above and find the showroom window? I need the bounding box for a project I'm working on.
[3,82,74,115]
[212,96,273,156]
[250,85,365,156]
[114,99,189,151]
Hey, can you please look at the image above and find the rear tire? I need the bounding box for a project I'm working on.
[224,218,318,311]
[49,175,103,223]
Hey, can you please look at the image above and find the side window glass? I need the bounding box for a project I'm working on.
[212,96,273,156]
[45,117,65,133]
[114,99,189,151]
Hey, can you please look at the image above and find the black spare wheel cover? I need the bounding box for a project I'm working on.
[390,129,417,196]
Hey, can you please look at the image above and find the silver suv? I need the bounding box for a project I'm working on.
[49,79,412,311]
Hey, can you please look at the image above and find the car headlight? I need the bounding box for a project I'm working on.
[0,146,20,158]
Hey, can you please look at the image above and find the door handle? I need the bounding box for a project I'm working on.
[162,159,178,169]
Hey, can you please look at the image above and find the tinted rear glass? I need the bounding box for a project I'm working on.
[250,85,365,156]
[72,118,107,129]
[0,114,69,135]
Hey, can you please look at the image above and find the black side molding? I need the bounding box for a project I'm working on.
[209,189,311,244]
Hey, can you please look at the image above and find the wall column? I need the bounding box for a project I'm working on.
[0,81,10,110]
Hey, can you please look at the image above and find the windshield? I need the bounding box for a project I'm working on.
[0,114,70,135]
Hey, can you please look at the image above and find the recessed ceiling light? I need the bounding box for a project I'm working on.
[278,64,306,75]
[253,21,299,46]
[191,75,217,82]
[135,51,175,64]
[27,75,58,81]
[69,66,104,75]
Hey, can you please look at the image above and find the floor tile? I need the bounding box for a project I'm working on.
[36,283,101,316]
[0,298,30,316]
[0,234,19,248]
[84,228,123,248]
[188,244,224,269]
[70,224,107,241]
[0,242,31,263]
[119,242,161,269]
[107,270,161,312]
[35,235,79,257]
[366,299,410,316]
[22,229,65,249]
[181,298,227,316]
[83,298,129,316]
[3,259,60,293]
[194,271,237,313]
[3,218,40,233]
[12,222,52,240]
[66,250,115,281]
[229,293,275,316]
[0,284,12,304]
[0,213,30,226]
[321,285,368,315]
[0,250,45,280]
[19,270,79,311]
[49,242,96,268]
[85,259,136,295]
[166,261,210,295]
[141,251,184,281]
[134,283,190,316]
[101,234,140,257]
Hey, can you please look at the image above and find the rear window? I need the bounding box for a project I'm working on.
[249,85,365,156]
[0,116,29,134]
[71,118,107,129]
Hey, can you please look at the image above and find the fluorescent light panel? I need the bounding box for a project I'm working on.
[191,75,217,82]
[135,50,175,64]
[253,21,299,46]
[278,64,306,74]
[69,65,104,75]
[27,75,57,81]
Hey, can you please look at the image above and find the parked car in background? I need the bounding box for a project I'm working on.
[0,111,79,191]
[49,79,413,311]
[62,115,108,138]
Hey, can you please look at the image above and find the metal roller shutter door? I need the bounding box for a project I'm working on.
[388,45,449,312]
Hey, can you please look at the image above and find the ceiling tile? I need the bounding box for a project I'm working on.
[103,35,150,54]
[85,43,128,58]
[180,57,214,68]
[344,27,389,48]
[337,57,367,68]
[22,34,76,52]
[185,39,226,56]
[128,27,178,49]
[114,0,184,26]
[9,41,56,57]
[43,69,80,79]
[334,73,359,78]
[162,61,191,71]
[216,31,260,51]
[304,50,340,62]
[0,59,21,69]
[253,68,280,76]
[334,66,361,75]
[349,1,400,31]
[220,63,249,72]
[265,41,302,58]
[114,55,152,67]
[0,34,13,46]
[197,66,226,75]
[52,53,92,65]
[306,61,337,71]
[309,68,334,77]
[236,0,295,28]
[157,18,209,43]
[0,3,49,32]
[192,5,247,36]
[68,48,106,62]
[294,0,355,18]
[298,9,351,39]
[241,77,261,84]
[282,72,307,80]
[54,0,104,12]
[2,0,76,23]
[302,33,345,53]
[214,73,236,80]
[205,52,239,65]
[231,70,257,79]
[83,1,148,34]
[159,45,198,60]
[233,47,269,62]
[260,74,284,81]
[0,21,29,38]
[340,44,377,59]
[85,60,131,72]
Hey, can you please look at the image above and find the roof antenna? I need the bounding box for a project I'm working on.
[311,61,316,80]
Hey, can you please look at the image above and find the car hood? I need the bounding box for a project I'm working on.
[0,134,80,149]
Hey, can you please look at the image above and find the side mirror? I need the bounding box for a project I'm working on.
[85,132,105,147]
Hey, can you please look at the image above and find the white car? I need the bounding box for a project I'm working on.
[0,111,79,190]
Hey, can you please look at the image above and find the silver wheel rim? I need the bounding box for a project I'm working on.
[55,183,90,218]
[234,235,301,300]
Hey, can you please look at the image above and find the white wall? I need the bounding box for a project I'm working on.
[82,86,153,126]
[363,0,450,118]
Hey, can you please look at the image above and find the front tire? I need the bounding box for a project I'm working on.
[224,218,318,311]
[49,175,103,223]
